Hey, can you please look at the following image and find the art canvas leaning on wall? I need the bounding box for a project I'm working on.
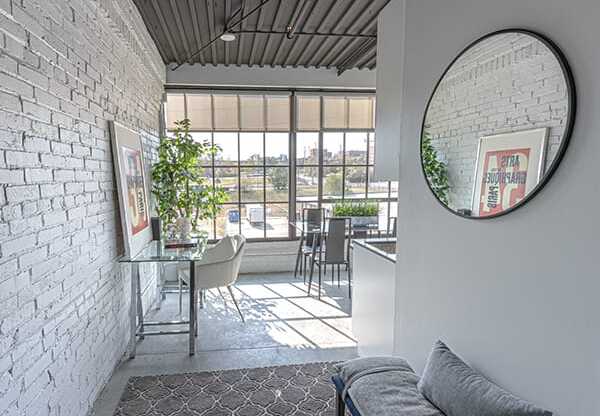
[109,121,154,256]
[472,128,548,216]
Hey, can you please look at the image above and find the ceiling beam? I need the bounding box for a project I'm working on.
[259,0,283,67]
[336,38,376,75]
[204,0,218,65]
[170,0,192,64]
[282,0,318,67]
[272,0,305,66]
[187,0,206,65]
[320,2,379,68]
[328,0,389,69]
[231,29,376,39]
[236,0,247,66]
[304,1,354,68]
[150,0,181,64]
[248,0,267,66]
[294,0,338,67]
[357,49,376,69]
[224,0,231,65]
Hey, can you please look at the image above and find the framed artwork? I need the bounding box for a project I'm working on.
[109,121,153,257]
[471,128,548,217]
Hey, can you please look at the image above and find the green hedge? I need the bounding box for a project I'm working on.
[332,202,379,217]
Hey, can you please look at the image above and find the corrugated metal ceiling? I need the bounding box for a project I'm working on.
[133,0,390,74]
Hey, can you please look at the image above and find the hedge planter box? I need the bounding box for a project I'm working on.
[348,216,378,227]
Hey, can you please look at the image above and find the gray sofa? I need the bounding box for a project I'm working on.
[332,340,552,416]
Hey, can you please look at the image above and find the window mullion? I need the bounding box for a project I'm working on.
[317,96,324,209]
[289,93,297,239]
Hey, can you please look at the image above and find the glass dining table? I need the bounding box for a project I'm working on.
[119,238,207,358]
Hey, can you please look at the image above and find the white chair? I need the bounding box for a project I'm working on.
[178,235,246,322]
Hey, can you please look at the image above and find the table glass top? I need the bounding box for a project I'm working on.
[119,239,208,263]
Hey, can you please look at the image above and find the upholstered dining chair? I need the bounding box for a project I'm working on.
[178,234,246,322]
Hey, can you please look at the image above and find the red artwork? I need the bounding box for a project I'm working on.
[478,148,530,217]
[122,147,149,235]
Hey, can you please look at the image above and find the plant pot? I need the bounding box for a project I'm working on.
[350,216,379,228]
[175,217,192,240]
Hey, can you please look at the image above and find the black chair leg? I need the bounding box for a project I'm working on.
[318,261,322,299]
[308,257,315,295]
[337,265,340,287]
[336,391,346,416]
[294,239,303,278]
[348,264,352,299]
[303,255,307,283]
[331,263,334,284]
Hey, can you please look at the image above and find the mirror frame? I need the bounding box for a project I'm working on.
[420,28,577,219]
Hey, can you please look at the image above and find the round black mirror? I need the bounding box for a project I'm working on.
[420,29,576,218]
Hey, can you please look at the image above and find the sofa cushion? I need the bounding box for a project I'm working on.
[334,357,444,416]
[418,340,552,416]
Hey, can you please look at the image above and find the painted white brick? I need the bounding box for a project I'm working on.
[23,136,51,153]
[6,151,39,168]
[25,168,53,183]
[40,183,64,198]
[5,184,39,203]
[0,168,25,184]
[0,90,21,112]
[0,1,164,415]
[1,234,37,257]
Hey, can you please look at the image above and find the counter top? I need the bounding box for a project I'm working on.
[352,238,396,262]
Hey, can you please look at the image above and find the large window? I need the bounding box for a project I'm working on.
[295,95,396,235]
[165,91,396,241]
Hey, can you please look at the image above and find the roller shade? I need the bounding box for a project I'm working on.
[296,96,320,131]
[240,95,264,131]
[165,92,374,131]
[266,96,290,131]
[213,95,239,130]
[186,94,212,130]
[166,94,185,129]
[323,96,347,129]
[348,97,374,129]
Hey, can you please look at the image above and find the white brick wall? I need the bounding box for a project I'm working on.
[0,0,164,415]
[424,32,569,210]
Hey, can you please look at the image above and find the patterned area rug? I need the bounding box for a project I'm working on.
[114,362,340,416]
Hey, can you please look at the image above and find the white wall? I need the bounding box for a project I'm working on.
[0,0,164,415]
[373,0,403,181]
[166,64,375,90]
[380,0,600,415]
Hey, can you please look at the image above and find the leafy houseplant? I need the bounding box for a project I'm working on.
[151,119,227,237]
[421,130,450,205]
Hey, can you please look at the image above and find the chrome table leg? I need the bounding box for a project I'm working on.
[189,260,195,355]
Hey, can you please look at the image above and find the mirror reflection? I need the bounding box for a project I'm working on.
[421,30,574,218]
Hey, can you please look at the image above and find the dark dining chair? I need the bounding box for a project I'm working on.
[294,207,325,281]
[387,217,397,237]
[308,217,352,298]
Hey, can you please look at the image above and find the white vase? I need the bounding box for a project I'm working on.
[175,217,192,240]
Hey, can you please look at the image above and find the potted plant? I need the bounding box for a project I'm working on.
[332,201,379,227]
[151,119,227,239]
[421,129,450,205]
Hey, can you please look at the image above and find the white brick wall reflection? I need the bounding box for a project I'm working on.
[425,32,569,210]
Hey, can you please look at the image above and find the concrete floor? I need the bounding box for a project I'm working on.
[91,272,357,415]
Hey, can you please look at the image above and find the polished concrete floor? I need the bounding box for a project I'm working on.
[91,272,357,415]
